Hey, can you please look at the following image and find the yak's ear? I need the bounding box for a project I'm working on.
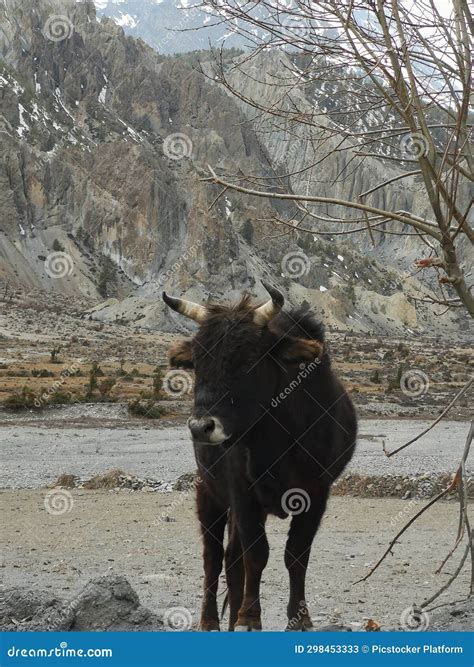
[274,337,324,365]
[168,339,194,369]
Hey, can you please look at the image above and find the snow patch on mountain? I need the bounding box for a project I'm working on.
[115,12,138,28]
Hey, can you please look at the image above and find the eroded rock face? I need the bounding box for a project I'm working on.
[0,575,163,631]
[0,0,469,337]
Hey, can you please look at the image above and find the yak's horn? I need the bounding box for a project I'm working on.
[253,281,284,325]
[162,292,207,323]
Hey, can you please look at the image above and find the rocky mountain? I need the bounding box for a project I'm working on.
[94,0,247,55]
[92,1,359,57]
[0,0,470,337]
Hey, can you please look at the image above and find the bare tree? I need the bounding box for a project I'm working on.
[198,0,473,315]
[197,0,473,614]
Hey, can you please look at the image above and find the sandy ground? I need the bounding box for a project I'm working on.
[0,490,471,631]
[0,418,471,488]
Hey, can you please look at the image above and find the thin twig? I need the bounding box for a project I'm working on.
[383,378,473,457]
[354,471,460,585]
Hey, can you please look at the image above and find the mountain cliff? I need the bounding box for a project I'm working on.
[94,0,247,55]
[0,0,469,336]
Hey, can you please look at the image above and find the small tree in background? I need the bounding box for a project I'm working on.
[241,219,254,244]
[152,366,163,399]
[98,256,118,298]
[85,362,103,400]
[50,345,61,363]
[98,377,116,399]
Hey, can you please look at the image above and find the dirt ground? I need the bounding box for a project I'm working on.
[1,490,471,631]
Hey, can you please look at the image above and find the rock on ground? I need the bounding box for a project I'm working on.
[0,575,163,632]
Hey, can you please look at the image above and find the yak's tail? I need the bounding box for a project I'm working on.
[220,510,232,620]
[220,592,229,620]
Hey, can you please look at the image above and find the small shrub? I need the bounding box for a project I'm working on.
[397,342,410,357]
[6,370,29,377]
[31,368,55,378]
[241,219,254,244]
[370,369,381,384]
[115,358,127,377]
[98,256,118,298]
[52,239,65,252]
[75,226,86,242]
[152,366,163,399]
[4,387,37,411]
[50,345,62,363]
[127,398,161,419]
[98,377,116,398]
[49,390,73,405]
[388,364,404,390]
[85,362,104,400]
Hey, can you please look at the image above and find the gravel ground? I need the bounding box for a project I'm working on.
[1,414,472,631]
[0,490,471,631]
[0,419,470,489]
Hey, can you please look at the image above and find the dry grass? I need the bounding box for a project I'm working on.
[0,310,472,415]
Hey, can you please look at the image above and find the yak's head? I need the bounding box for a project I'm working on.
[162,282,323,446]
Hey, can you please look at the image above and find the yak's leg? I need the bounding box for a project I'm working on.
[234,506,268,631]
[284,486,329,631]
[225,515,244,631]
[196,484,228,631]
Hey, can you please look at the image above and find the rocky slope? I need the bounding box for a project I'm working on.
[0,0,469,336]
[94,0,248,55]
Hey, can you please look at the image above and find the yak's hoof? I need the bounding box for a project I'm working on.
[235,616,262,631]
[200,620,220,631]
[286,618,314,632]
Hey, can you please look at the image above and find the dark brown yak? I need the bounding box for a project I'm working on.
[163,282,357,631]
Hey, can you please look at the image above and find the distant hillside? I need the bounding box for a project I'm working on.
[0,0,469,337]
[94,0,251,54]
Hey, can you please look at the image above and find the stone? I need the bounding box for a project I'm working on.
[0,576,163,632]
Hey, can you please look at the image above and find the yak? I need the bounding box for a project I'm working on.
[162,282,357,631]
